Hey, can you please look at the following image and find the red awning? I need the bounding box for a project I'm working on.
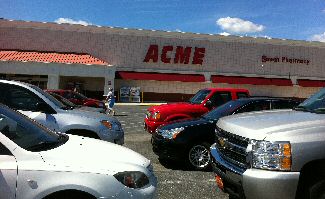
[116,71,205,82]
[297,79,325,87]
[211,75,292,86]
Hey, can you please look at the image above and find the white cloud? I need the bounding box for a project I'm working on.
[54,18,92,26]
[262,35,272,39]
[219,32,231,36]
[310,32,325,42]
[216,17,265,34]
[175,29,182,32]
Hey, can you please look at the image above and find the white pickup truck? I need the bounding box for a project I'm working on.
[211,88,325,199]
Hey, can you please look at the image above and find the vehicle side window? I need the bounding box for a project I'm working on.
[72,93,83,100]
[5,85,44,111]
[272,100,298,109]
[63,92,72,99]
[237,92,249,99]
[0,142,12,156]
[0,83,7,104]
[0,140,13,155]
[236,101,271,113]
[209,92,232,107]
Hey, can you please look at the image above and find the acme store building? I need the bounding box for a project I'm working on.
[1,19,325,101]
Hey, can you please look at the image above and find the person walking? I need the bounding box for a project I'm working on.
[105,88,116,115]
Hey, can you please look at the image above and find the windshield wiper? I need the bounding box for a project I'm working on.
[27,141,60,151]
[62,106,75,110]
[312,108,325,114]
[57,133,69,142]
[294,106,310,112]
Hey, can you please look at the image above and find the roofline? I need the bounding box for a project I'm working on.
[1,18,325,48]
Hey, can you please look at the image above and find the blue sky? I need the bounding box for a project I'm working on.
[1,0,325,42]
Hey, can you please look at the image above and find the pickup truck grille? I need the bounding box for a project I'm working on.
[215,127,250,169]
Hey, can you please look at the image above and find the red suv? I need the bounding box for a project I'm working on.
[144,88,249,133]
[45,89,106,111]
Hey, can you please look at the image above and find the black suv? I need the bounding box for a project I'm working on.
[151,97,301,170]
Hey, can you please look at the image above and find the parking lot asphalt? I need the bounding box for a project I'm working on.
[113,104,229,199]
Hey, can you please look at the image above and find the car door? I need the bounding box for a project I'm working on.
[0,83,59,131]
[0,137,17,199]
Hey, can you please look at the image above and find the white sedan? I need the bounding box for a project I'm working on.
[0,104,157,199]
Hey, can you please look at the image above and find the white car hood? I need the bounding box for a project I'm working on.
[217,109,325,140]
[39,135,150,174]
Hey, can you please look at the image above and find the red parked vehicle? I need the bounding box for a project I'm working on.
[144,88,249,133]
[45,89,106,111]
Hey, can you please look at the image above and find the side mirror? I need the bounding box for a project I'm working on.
[204,100,213,108]
[36,102,54,114]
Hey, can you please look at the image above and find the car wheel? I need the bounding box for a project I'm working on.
[188,142,211,171]
[303,179,325,199]
[298,163,325,199]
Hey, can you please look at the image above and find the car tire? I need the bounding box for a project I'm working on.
[188,142,211,171]
[301,178,325,199]
[298,163,325,199]
[308,180,325,199]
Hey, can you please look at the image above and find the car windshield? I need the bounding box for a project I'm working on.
[189,89,211,104]
[49,92,77,109]
[203,100,247,119]
[72,91,88,100]
[29,85,66,109]
[0,104,68,151]
[295,88,325,114]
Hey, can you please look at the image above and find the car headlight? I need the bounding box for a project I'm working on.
[250,140,291,171]
[114,171,149,189]
[152,112,160,120]
[146,111,152,119]
[160,127,184,139]
[146,111,161,120]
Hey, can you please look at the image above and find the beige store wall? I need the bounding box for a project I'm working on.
[115,79,320,99]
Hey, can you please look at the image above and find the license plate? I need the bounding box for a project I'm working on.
[215,175,224,190]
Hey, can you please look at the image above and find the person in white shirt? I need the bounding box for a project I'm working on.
[105,88,116,115]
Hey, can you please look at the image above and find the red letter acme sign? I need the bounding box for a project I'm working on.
[143,45,206,65]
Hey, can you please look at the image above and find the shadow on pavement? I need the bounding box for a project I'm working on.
[158,158,213,172]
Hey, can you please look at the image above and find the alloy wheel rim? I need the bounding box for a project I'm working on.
[189,145,210,168]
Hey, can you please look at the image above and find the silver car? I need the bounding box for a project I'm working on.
[0,80,124,145]
[0,104,157,199]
